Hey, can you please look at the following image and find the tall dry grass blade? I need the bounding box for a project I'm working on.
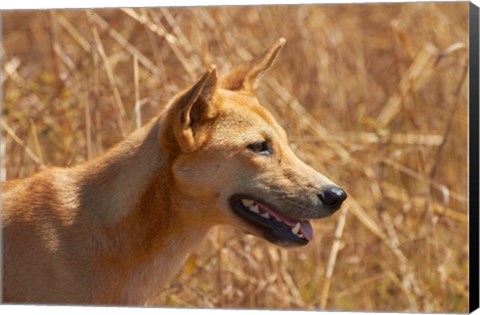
[133,55,142,129]
[48,12,63,87]
[335,271,389,298]
[282,274,304,307]
[429,53,468,180]
[29,119,44,165]
[381,212,418,310]
[1,132,6,181]
[381,182,467,223]
[159,8,194,54]
[87,11,127,137]
[2,119,43,166]
[3,57,23,86]
[52,43,76,73]
[53,12,91,53]
[84,85,93,160]
[51,39,77,88]
[279,257,305,307]
[435,42,466,66]
[385,271,419,310]
[347,195,425,303]
[89,32,104,154]
[338,132,445,146]
[346,198,388,244]
[121,8,197,79]
[446,276,469,298]
[321,205,349,309]
[294,132,445,146]
[382,157,467,204]
[90,12,161,77]
[121,8,177,43]
[376,43,439,128]
[1,57,21,86]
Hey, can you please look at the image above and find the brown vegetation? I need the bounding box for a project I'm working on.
[2,2,469,312]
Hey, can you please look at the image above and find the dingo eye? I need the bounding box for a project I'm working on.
[247,141,273,156]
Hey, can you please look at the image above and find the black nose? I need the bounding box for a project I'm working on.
[318,186,347,208]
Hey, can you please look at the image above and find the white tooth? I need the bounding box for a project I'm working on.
[274,217,281,222]
[242,199,254,207]
[291,223,300,235]
[260,212,270,219]
[296,233,303,238]
[250,205,259,214]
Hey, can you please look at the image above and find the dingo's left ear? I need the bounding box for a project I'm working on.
[220,38,285,92]
[167,65,219,153]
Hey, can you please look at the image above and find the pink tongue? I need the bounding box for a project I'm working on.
[257,204,314,241]
[300,220,313,241]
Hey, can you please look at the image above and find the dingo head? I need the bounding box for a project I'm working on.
[161,38,347,247]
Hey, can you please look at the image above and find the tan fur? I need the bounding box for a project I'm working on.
[2,38,344,305]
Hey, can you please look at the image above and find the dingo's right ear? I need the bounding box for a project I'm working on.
[168,65,219,153]
[220,38,286,92]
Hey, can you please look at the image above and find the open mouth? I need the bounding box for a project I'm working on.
[229,195,313,247]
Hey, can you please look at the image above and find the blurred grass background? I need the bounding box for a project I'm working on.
[1,2,469,312]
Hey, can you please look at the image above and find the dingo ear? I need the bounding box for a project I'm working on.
[220,38,285,92]
[172,65,219,152]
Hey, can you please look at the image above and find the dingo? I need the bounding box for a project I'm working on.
[2,38,347,305]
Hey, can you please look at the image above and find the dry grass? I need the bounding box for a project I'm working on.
[1,3,469,312]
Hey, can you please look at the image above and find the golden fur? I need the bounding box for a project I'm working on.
[2,39,345,305]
